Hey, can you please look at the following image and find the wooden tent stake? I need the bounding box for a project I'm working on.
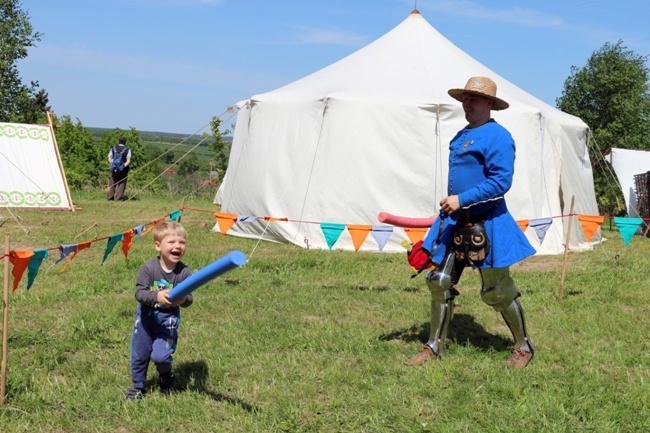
[1,233,10,405]
[558,196,575,302]
[46,110,75,212]
[179,198,186,222]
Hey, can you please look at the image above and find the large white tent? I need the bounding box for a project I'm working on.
[215,10,600,254]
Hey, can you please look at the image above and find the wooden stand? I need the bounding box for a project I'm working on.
[558,196,575,302]
[1,233,10,405]
[46,110,75,212]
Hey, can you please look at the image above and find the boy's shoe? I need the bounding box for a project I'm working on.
[159,372,175,394]
[124,387,145,400]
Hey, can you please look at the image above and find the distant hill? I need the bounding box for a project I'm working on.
[87,127,232,145]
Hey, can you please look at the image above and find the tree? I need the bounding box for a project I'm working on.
[54,115,102,189]
[557,40,650,213]
[0,0,49,123]
[208,116,231,177]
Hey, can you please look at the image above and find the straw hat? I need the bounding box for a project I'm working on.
[448,76,509,110]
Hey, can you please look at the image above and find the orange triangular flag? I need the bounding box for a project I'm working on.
[516,219,530,232]
[61,241,92,272]
[142,218,164,237]
[142,217,165,236]
[214,212,238,236]
[9,250,35,292]
[404,227,429,244]
[263,216,289,223]
[347,224,372,252]
[122,229,134,259]
[577,214,605,242]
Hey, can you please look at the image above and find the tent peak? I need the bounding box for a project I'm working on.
[410,9,420,15]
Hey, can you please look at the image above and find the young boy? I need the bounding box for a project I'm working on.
[125,220,193,400]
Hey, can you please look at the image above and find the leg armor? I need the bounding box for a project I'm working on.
[424,251,457,357]
[479,267,535,354]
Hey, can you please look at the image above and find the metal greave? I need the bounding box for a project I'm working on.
[500,297,535,353]
[480,267,535,353]
[424,251,456,356]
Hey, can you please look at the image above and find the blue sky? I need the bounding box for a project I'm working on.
[19,0,650,134]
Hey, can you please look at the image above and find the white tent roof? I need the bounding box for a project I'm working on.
[216,10,600,254]
[606,148,650,217]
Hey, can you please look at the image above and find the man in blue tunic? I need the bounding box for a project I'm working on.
[406,76,536,368]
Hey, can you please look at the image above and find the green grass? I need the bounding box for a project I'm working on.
[1,192,649,432]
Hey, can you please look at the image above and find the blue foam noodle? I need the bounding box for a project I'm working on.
[167,250,247,302]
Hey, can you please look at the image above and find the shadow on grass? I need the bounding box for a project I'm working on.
[379,313,512,352]
[173,360,260,413]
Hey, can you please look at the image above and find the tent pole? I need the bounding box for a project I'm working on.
[558,196,575,302]
[46,110,75,212]
[1,233,10,405]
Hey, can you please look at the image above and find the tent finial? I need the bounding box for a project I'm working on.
[411,1,420,14]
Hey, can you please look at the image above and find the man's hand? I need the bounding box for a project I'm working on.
[439,195,461,215]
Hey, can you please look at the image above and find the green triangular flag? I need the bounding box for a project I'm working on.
[169,210,182,221]
[613,217,643,246]
[320,222,346,250]
[27,249,49,290]
[102,233,124,265]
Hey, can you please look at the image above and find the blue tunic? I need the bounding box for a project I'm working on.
[422,119,535,268]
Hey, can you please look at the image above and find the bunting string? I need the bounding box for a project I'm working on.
[2,205,648,292]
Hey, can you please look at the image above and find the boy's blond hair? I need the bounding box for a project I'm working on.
[152,220,187,242]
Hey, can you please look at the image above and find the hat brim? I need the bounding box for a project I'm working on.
[448,88,509,111]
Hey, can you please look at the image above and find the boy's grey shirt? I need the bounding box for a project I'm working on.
[135,257,193,308]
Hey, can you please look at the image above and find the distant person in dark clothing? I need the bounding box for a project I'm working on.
[107,137,131,200]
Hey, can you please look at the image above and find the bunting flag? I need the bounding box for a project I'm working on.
[346,224,372,252]
[404,227,429,244]
[55,244,77,265]
[577,214,605,242]
[237,215,257,223]
[613,217,643,246]
[142,218,163,236]
[27,249,49,290]
[529,217,553,244]
[320,222,346,250]
[9,249,34,292]
[263,216,289,223]
[214,212,238,236]
[122,229,134,259]
[133,224,146,240]
[516,219,530,232]
[371,226,393,252]
[101,233,124,265]
[61,241,92,272]
[168,210,182,221]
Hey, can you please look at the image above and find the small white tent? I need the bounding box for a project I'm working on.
[0,120,73,210]
[606,148,650,217]
[216,10,600,254]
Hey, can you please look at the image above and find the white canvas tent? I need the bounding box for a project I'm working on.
[215,10,600,254]
[606,148,650,217]
[0,119,73,210]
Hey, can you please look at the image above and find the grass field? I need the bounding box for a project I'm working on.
[1,192,649,432]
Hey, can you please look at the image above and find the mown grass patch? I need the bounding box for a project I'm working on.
[1,193,649,432]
